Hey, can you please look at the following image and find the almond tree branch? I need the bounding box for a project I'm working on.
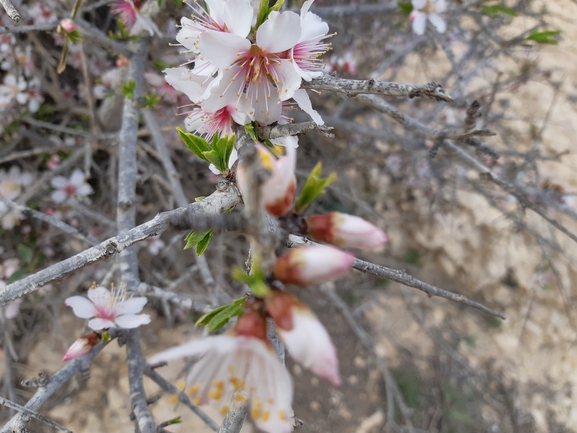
[0,22,56,34]
[257,121,334,140]
[302,75,454,102]
[287,235,505,319]
[309,3,397,17]
[0,186,241,306]
[0,0,20,22]
[0,396,72,433]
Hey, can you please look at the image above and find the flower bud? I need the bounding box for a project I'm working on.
[62,333,100,361]
[274,246,355,286]
[306,212,387,249]
[233,309,268,342]
[266,291,340,385]
[59,18,76,32]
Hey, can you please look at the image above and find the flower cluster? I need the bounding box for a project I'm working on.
[163,0,331,141]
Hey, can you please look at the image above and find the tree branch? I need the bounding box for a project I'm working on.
[257,121,334,140]
[0,0,20,22]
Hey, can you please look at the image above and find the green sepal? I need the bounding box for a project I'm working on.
[122,80,136,99]
[195,297,247,332]
[231,264,269,298]
[526,30,562,45]
[480,5,517,17]
[295,162,337,212]
[177,128,212,160]
[101,331,112,342]
[65,30,82,43]
[269,0,284,12]
[244,123,258,142]
[184,230,214,256]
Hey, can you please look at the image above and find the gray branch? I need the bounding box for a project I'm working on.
[0,22,56,34]
[257,121,334,140]
[0,0,20,22]
[287,235,505,319]
[308,3,398,17]
[0,396,72,433]
[302,75,454,102]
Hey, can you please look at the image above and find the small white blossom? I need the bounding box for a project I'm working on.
[50,169,93,203]
[410,0,446,35]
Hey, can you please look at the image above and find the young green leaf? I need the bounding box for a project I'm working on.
[231,265,269,298]
[397,1,413,14]
[244,123,259,142]
[526,30,562,45]
[122,80,137,99]
[143,91,161,109]
[196,297,247,332]
[177,128,212,160]
[481,5,517,17]
[295,162,337,212]
[65,30,82,43]
[195,231,214,256]
[184,230,214,256]
[17,244,33,263]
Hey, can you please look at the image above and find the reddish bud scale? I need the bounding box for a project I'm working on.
[265,177,296,217]
[62,333,101,361]
[306,213,336,244]
[234,311,268,341]
[265,291,306,331]
[306,212,387,249]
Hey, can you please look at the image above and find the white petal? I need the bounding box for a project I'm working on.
[164,67,211,103]
[65,296,97,319]
[198,30,251,69]
[88,317,116,330]
[428,14,446,33]
[115,313,151,328]
[148,335,237,365]
[119,296,148,314]
[293,89,324,125]
[76,184,93,196]
[300,9,329,42]
[256,11,301,53]
[434,0,447,13]
[88,286,112,307]
[273,59,303,101]
[176,17,201,52]
[412,0,427,10]
[411,12,427,35]
[209,164,221,175]
[223,0,253,37]
[69,169,86,187]
[50,176,68,189]
[50,190,67,203]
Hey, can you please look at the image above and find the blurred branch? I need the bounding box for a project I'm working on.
[75,18,133,57]
[309,3,398,17]
[287,235,506,319]
[257,121,334,140]
[0,397,72,433]
[0,22,56,34]
[303,75,454,102]
[0,0,20,22]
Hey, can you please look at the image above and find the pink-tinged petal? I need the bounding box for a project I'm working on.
[164,67,211,103]
[198,30,251,69]
[428,14,446,33]
[114,313,151,328]
[65,296,97,318]
[50,176,68,189]
[87,285,112,308]
[256,11,301,53]
[4,298,22,319]
[69,169,86,187]
[176,17,202,51]
[300,7,329,42]
[76,184,93,197]
[307,212,387,249]
[411,12,427,35]
[293,89,323,125]
[274,246,355,286]
[412,0,427,10]
[435,0,447,13]
[50,190,67,203]
[148,334,238,365]
[88,317,117,330]
[273,59,302,101]
[118,296,147,314]
[223,0,253,37]
[62,333,100,361]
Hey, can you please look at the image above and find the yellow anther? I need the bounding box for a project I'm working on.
[220,406,230,416]
[261,411,270,422]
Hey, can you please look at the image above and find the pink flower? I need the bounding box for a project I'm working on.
[63,333,101,361]
[274,245,355,286]
[410,0,446,35]
[65,285,151,330]
[148,311,293,433]
[110,0,160,36]
[306,212,387,249]
[198,11,303,125]
[266,291,340,385]
[60,18,76,32]
[236,141,297,217]
[50,169,93,203]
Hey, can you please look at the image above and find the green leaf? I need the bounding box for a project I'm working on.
[143,91,161,109]
[397,1,413,14]
[269,0,284,12]
[196,297,247,332]
[195,231,214,256]
[244,123,258,142]
[526,30,562,45]
[212,134,236,173]
[6,268,28,284]
[481,5,517,17]
[231,264,269,298]
[153,60,173,73]
[167,417,182,426]
[254,0,271,30]
[177,128,212,161]
[295,162,337,212]
[122,80,136,99]
[65,30,82,43]
[17,244,33,263]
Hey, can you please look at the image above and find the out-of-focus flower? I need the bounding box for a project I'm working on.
[111,0,161,36]
[144,71,180,104]
[28,3,58,25]
[3,297,22,319]
[148,311,293,433]
[59,18,76,32]
[274,245,355,286]
[65,285,151,330]
[26,77,43,113]
[62,333,101,361]
[50,169,93,203]
[0,166,32,201]
[410,0,446,35]
[0,258,20,280]
[266,291,340,385]
[144,235,165,255]
[0,74,28,105]
[329,52,358,76]
[236,141,297,217]
[306,212,387,249]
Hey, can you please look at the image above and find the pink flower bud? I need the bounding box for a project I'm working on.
[233,309,268,342]
[266,292,340,385]
[274,246,355,286]
[306,212,387,249]
[62,333,100,361]
[60,18,76,32]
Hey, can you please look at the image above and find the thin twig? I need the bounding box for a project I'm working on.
[137,282,212,314]
[0,397,72,433]
[257,121,334,140]
[0,22,56,34]
[287,235,505,319]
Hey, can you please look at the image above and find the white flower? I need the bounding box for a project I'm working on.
[0,166,32,201]
[410,0,446,35]
[0,258,20,280]
[148,311,293,433]
[65,285,151,330]
[0,74,28,105]
[145,235,165,255]
[50,169,93,203]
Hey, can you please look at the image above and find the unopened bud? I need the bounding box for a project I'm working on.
[306,212,387,249]
[59,18,76,32]
[274,246,354,286]
[62,333,100,361]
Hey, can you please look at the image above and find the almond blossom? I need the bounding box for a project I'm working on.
[148,311,293,433]
[410,0,447,36]
[0,74,28,105]
[63,333,101,361]
[306,212,388,249]
[65,285,151,330]
[50,169,93,203]
[266,291,340,385]
[111,0,161,36]
[274,245,355,286]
